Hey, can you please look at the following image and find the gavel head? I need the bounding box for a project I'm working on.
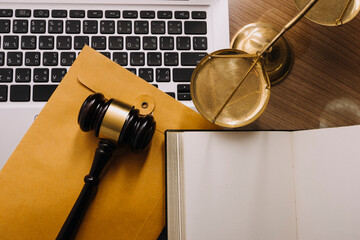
[78,93,156,151]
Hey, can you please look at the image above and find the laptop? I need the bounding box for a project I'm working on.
[0,0,229,169]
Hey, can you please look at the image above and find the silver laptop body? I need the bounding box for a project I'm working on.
[0,0,229,169]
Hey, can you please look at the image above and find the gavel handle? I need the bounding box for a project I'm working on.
[56,140,116,240]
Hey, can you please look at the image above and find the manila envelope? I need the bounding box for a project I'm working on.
[0,46,218,239]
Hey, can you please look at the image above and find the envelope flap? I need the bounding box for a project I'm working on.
[76,46,217,133]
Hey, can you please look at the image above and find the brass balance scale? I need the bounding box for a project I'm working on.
[190,0,360,128]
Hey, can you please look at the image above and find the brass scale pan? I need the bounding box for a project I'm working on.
[190,0,360,128]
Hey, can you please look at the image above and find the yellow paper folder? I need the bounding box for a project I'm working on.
[0,46,217,239]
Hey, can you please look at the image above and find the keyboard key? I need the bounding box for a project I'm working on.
[15,68,31,82]
[66,20,81,34]
[57,36,72,50]
[25,52,40,66]
[74,36,89,50]
[0,52,4,66]
[100,52,111,59]
[139,68,153,82]
[178,93,191,100]
[117,21,132,34]
[83,20,98,34]
[48,20,63,33]
[125,36,140,50]
[13,20,28,33]
[147,52,161,66]
[0,20,10,33]
[157,11,172,19]
[164,52,178,66]
[143,36,157,50]
[34,68,49,82]
[10,85,30,102]
[0,69,13,82]
[33,85,58,101]
[60,52,76,66]
[175,11,189,19]
[31,20,46,33]
[151,21,165,34]
[168,21,182,34]
[43,52,58,66]
[105,10,120,18]
[52,10,67,18]
[184,21,207,35]
[100,20,115,34]
[113,52,128,66]
[173,68,194,82]
[34,9,49,18]
[123,10,138,19]
[130,52,145,66]
[193,37,207,50]
[181,52,207,66]
[21,36,36,49]
[156,68,170,82]
[3,36,19,49]
[140,11,155,19]
[108,36,123,50]
[70,10,85,18]
[192,11,206,19]
[91,36,106,50]
[166,92,175,98]
[39,36,54,49]
[51,68,66,82]
[126,68,136,74]
[160,37,174,50]
[0,85,7,102]
[88,10,103,18]
[176,37,191,50]
[0,9,13,17]
[134,21,149,34]
[15,9,31,17]
[7,52,22,66]
[177,84,190,93]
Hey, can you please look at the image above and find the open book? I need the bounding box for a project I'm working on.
[165,126,360,240]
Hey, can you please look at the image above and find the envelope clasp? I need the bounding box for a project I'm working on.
[135,95,155,115]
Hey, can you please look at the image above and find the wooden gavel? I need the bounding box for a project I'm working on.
[56,93,156,240]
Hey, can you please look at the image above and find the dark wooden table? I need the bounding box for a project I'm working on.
[228,0,360,130]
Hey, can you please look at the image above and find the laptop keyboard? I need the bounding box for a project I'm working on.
[0,8,209,104]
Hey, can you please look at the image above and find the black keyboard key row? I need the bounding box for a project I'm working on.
[0,50,206,67]
[0,83,191,102]
[0,35,208,50]
[0,20,207,35]
[0,66,193,83]
[0,68,67,83]
[6,84,57,102]
[0,9,206,19]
